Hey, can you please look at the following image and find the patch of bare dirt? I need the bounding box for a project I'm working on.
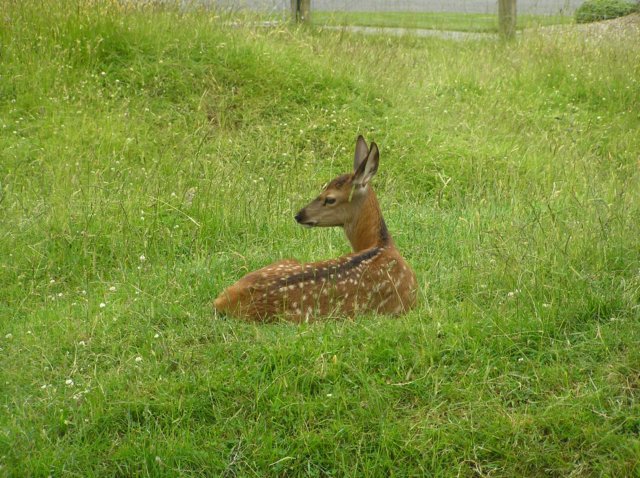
[533,13,640,39]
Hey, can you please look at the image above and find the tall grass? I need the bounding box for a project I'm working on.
[1,1,639,476]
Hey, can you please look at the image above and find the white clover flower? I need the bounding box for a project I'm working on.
[109,286,116,292]
[139,255,146,262]
[99,302,106,308]
[135,356,143,363]
[65,379,74,386]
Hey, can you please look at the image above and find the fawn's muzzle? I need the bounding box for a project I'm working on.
[295,210,316,227]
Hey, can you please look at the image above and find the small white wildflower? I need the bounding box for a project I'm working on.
[41,384,48,389]
[135,356,143,363]
[78,340,86,347]
[101,71,106,76]
[518,357,524,362]
[99,302,106,308]
[57,292,63,297]
[109,286,117,292]
[542,303,551,308]
[50,279,56,284]
[154,333,160,339]
[65,379,74,386]
[4,333,12,339]
[139,255,146,262]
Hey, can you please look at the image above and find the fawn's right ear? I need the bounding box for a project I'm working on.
[353,135,369,172]
[353,141,379,188]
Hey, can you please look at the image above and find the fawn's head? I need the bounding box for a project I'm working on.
[295,136,379,228]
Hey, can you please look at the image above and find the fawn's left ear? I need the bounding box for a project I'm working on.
[353,141,379,188]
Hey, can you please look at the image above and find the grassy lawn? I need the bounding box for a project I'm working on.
[312,11,574,33]
[1,1,640,476]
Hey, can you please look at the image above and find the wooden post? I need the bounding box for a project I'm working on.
[299,0,311,23]
[291,0,311,23]
[498,0,517,39]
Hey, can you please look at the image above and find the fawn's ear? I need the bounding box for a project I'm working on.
[353,135,369,172]
[353,141,379,188]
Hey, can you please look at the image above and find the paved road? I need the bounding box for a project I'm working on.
[215,0,584,15]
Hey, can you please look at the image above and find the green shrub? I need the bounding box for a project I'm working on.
[575,0,638,23]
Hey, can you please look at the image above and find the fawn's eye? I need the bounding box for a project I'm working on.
[324,197,336,206]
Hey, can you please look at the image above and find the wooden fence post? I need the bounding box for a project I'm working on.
[291,0,311,23]
[498,0,517,39]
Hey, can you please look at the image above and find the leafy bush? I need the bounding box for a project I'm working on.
[575,0,638,23]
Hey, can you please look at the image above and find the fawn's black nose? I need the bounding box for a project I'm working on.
[294,211,305,224]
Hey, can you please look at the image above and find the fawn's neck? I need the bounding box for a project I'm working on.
[344,188,393,252]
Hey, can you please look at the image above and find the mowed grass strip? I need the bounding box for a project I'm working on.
[1,1,639,476]
[312,11,574,32]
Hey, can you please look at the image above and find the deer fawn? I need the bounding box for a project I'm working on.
[214,136,417,322]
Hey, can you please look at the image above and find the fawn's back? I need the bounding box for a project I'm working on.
[214,136,417,322]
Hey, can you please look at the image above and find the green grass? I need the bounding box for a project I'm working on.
[1,0,640,476]
[312,11,574,33]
